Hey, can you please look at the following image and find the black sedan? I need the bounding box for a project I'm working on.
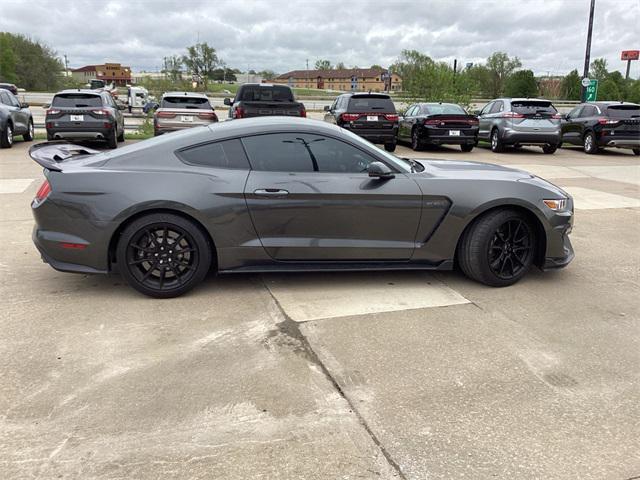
[30,118,574,298]
[398,103,478,151]
[0,89,34,148]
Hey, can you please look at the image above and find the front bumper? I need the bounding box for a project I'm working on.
[502,129,560,146]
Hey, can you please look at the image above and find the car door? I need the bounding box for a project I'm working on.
[324,97,339,124]
[242,132,422,261]
[561,105,584,144]
[398,105,412,140]
[578,105,598,138]
[4,92,26,134]
[477,102,494,139]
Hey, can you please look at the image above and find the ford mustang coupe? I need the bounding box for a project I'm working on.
[30,118,574,298]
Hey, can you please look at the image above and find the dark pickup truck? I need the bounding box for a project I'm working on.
[224,84,306,119]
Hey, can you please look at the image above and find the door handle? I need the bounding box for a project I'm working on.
[254,189,289,197]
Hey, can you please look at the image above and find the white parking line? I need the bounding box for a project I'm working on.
[562,186,640,210]
[0,178,36,194]
[264,272,469,322]
[572,165,640,187]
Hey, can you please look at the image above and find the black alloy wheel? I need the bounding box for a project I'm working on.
[487,218,533,281]
[117,214,212,297]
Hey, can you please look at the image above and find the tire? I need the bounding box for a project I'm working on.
[107,128,118,149]
[117,124,125,142]
[384,142,396,152]
[117,213,212,298]
[47,132,54,141]
[460,144,474,152]
[23,119,34,142]
[1,122,13,148]
[490,128,504,153]
[632,148,639,156]
[458,209,535,287]
[583,131,599,154]
[542,144,557,154]
[411,128,422,151]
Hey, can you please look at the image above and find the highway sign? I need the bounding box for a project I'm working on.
[585,79,598,102]
[581,77,592,87]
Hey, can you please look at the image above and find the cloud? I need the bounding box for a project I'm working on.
[1,0,638,77]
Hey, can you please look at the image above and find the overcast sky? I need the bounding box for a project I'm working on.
[1,0,639,77]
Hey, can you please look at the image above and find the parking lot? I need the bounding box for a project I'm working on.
[1,139,639,478]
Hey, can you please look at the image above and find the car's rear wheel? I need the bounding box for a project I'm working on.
[583,131,599,154]
[458,209,535,287]
[1,123,13,148]
[107,127,118,149]
[542,144,557,154]
[411,128,422,151]
[384,142,396,152]
[117,213,212,298]
[460,144,474,152]
[23,119,34,141]
[490,128,504,153]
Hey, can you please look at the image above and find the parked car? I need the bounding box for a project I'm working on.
[45,89,125,148]
[324,92,399,151]
[477,98,561,154]
[560,102,640,155]
[154,92,218,136]
[224,84,306,120]
[0,89,34,148]
[0,83,19,96]
[397,102,478,151]
[29,117,573,298]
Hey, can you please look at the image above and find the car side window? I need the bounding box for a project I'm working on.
[567,106,583,118]
[303,134,377,173]
[242,133,315,172]
[177,138,249,170]
[490,101,503,114]
[480,102,493,115]
[582,106,596,117]
[405,105,415,117]
[0,92,7,105]
[6,92,19,107]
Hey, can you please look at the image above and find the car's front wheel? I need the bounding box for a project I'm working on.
[23,119,34,142]
[117,213,212,298]
[0,123,13,148]
[458,208,535,287]
[632,148,639,156]
[384,142,396,152]
[117,125,125,142]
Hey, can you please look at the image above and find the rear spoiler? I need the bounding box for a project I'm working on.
[29,141,100,172]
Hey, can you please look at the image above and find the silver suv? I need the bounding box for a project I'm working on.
[477,98,561,154]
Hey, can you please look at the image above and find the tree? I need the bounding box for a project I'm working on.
[210,67,237,82]
[486,52,522,97]
[0,32,63,90]
[162,55,183,82]
[504,70,538,97]
[598,78,622,101]
[335,62,346,70]
[315,59,332,70]
[182,42,219,87]
[590,58,608,81]
[258,69,277,80]
[370,64,383,70]
[560,69,581,100]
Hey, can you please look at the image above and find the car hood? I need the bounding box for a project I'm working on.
[415,159,534,180]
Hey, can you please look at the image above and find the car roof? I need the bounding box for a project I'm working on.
[344,92,391,99]
[418,102,461,106]
[496,98,552,102]
[56,89,102,95]
[590,101,639,106]
[162,91,209,98]
[206,117,344,140]
[240,83,285,87]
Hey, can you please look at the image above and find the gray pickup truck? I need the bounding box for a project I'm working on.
[224,84,306,119]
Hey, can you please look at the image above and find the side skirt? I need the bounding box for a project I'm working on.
[218,259,454,274]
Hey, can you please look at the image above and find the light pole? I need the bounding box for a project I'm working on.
[581,0,596,102]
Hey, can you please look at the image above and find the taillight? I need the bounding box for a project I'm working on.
[551,113,562,119]
[424,118,442,125]
[300,107,306,118]
[468,118,479,125]
[502,112,524,118]
[598,118,618,125]
[156,111,176,118]
[341,113,360,122]
[91,109,110,116]
[46,108,60,115]
[198,111,217,120]
[384,114,399,121]
[35,179,51,203]
[235,107,244,119]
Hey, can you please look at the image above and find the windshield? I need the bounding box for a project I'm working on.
[161,96,211,109]
[424,104,466,115]
[240,86,294,102]
[52,94,102,108]
[348,96,395,112]
[511,101,557,114]
[606,105,640,119]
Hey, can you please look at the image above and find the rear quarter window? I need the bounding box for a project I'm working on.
[176,139,249,169]
[52,94,103,108]
[606,105,640,119]
[347,96,395,112]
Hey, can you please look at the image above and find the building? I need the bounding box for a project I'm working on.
[70,63,132,86]
[273,68,402,92]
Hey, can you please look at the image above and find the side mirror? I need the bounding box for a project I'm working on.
[564,114,570,120]
[323,105,330,111]
[368,162,395,180]
[20,102,29,108]
[42,103,50,109]
[473,109,481,116]
[223,97,231,106]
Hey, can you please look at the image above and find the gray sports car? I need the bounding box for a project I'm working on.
[30,117,574,298]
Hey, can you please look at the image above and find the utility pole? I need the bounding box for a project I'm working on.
[306,58,309,89]
[64,54,69,77]
[581,0,596,102]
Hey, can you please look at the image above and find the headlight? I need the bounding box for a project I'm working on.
[543,198,568,211]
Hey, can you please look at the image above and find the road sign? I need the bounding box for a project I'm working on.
[581,77,592,87]
[585,79,598,102]
[621,50,639,61]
